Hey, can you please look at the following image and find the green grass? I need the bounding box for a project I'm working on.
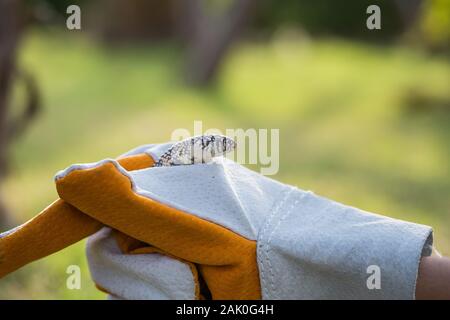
[0,28,449,299]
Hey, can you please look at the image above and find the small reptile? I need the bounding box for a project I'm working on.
[154,135,236,167]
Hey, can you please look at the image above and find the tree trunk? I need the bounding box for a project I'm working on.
[0,0,40,229]
[394,0,424,31]
[180,0,257,86]
[0,0,21,228]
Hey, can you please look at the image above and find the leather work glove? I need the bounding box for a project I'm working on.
[86,227,202,300]
[0,149,154,279]
[0,142,434,299]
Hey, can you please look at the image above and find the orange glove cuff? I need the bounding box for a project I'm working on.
[0,153,154,279]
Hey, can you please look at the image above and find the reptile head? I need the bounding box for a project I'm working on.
[212,135,236,155]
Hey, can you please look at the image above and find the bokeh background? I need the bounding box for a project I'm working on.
[0,0,449,299]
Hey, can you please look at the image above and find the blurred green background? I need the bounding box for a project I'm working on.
[0,0,449,299]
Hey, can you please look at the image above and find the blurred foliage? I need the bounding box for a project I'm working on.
[25,0,450,52]
[419,0,450,51]
[28,0,405,40]
[26,0,87,14]
[254,0,403,39]
[0,28,448,299]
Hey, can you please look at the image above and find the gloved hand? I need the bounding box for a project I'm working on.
[1,142,434,300]
[0,149,154,279]
[86,227,201,300]
[55,143,433,300]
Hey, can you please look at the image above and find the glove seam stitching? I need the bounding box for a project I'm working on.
[257,187,294,299]
[265,193,301,298]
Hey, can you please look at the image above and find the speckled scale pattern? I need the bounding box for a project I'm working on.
[154,135,236,167]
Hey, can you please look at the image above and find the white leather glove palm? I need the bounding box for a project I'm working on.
[80,143,433,300]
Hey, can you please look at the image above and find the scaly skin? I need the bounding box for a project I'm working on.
[154,135,236,167]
